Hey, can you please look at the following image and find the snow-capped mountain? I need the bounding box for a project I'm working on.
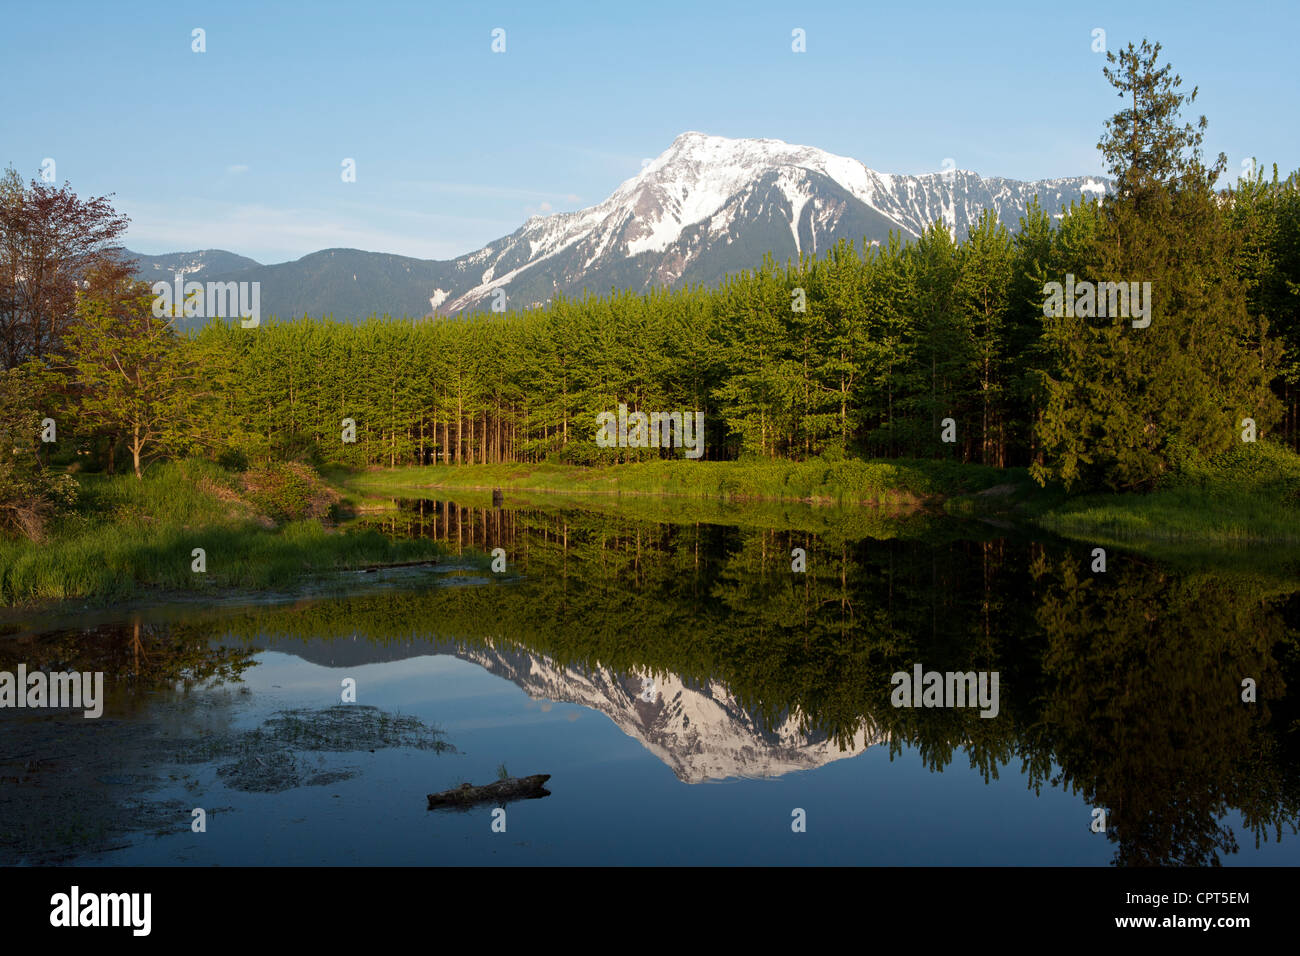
[438,132,1107,314]
[127,132,1109,322]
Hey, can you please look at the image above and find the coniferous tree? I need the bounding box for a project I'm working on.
[958,209,1014,465]
[1034,39,1281,490]
[1228,165,1300,448]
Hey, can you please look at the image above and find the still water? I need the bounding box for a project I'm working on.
[2,497,1298,865]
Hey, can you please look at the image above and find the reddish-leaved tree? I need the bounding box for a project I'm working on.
[0,166,132,369]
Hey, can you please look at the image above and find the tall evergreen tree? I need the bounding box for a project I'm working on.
[1033,39,1281,490]
[958,209,1014,465]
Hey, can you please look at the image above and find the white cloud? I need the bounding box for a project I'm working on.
[522,198,558,218]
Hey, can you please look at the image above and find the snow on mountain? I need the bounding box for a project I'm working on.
[124,248,262,282]
[438,131,1110,314]
[127,133,1110,322]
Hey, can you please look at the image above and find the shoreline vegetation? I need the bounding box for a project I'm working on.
[0,459,461,608]
[343,457,1035,508]
[2,442,1295,610]
[345,444,1300,548]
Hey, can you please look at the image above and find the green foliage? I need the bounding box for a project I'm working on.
[168,220,1112,476]
[61,276,201,478]
[1033,39,1282,492]
[0,363,77,539]
[164,168,1291,493]
[1160,439,1300,502]
[1225,164,1300,447]
[1038,441,1300,546]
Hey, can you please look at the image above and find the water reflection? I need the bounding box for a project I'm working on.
[3,498,1298,866]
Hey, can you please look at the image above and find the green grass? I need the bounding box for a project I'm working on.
[0,459,450,606]
[349,447,1300,553]
[348,456,1026,507]
[1037,441,1300,549]
[9,443,1297,607]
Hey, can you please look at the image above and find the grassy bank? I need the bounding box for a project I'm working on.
[346,457,1031,507]
[0,460,453,607]
[7,443,1296,608]
[348,484,972,543]
[1036,442,1300,549]
[347,444,1300,550]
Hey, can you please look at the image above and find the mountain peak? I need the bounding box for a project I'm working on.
[670,130,713,145]
[437,136,1109,312]
[652,131,817,168]
[130,135,1110,321]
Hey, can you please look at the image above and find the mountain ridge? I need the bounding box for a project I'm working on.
[124,132,1109,324]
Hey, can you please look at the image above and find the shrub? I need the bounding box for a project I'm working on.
[0,365,78,540]
[558,442,616,466]
[0,454,77,540]
[1160,440,1300,503]
[242,462,339,523]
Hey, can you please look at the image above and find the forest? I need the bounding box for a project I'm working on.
[1,39,1298,544]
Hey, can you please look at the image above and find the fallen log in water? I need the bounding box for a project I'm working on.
[427,774,551,809]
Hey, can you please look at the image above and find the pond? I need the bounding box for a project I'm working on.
[2,497,1298,866]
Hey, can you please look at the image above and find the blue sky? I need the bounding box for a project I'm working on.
[2,0,1295,264]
